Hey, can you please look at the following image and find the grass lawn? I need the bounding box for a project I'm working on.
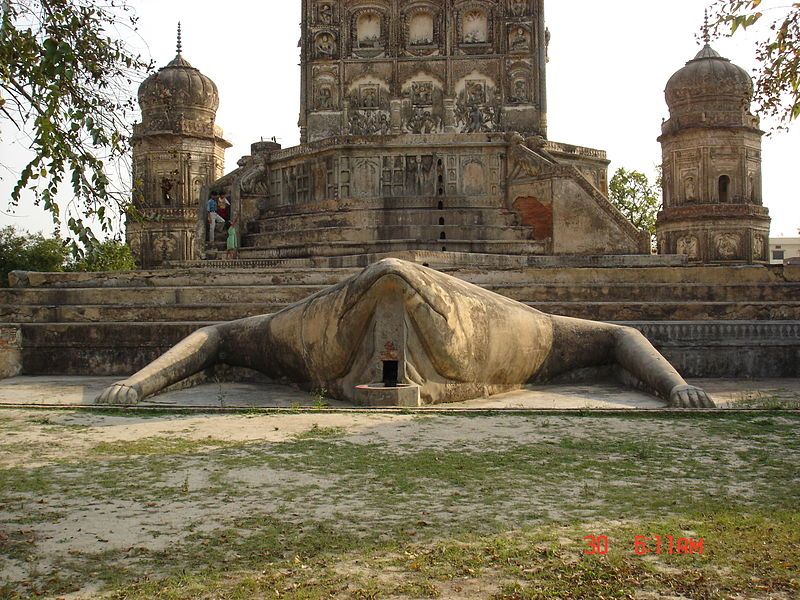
[0,409,798,599]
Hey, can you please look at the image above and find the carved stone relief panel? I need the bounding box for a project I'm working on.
[662,160,673,208]
[346,76,392,135]
[454,74,501,133]
[463,10,488,43]
[314,1,336,25]
[508,0,529,17]
[462,159,487,196]
[508,24,531,54]
[405,155,435,195]
[352,158,381,197]
[680,168,699,203]
[446,155,459,194]
[312,65,340,111]
[400,73,445,134]
[676,235,700,260]
[507,61,532,104]
[753,233,766,261]
[314,31,338,60]
[151,232,180,263]
[714,232,741,260]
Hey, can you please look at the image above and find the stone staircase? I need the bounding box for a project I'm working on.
[239,197,549,259]
[1,254,798,379]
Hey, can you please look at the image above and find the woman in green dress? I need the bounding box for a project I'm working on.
[226,216,238,259]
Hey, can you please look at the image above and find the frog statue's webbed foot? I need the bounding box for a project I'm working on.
[669,385,715,409]
[97,382,141,405]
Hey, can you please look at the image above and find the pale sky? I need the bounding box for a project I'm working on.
[1,0,797,237]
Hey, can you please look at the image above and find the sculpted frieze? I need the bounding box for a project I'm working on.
[455,78,501,133]
[314,1,336,25]
[349,110,392,135]
[314,31,338,59]
[676,235,700,260]
[508,24,531,53]
[714,232,741,260]
[508,0,529,17]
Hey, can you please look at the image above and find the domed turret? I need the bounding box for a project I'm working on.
[128,24,231,268]
[656,23,770,265]
[138,24,220,129]
[662,39,757,133]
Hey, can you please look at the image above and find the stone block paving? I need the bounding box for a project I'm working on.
[0,376,797,410]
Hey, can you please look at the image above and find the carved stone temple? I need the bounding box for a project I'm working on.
[2,2,796,386]
[128,0,653,267]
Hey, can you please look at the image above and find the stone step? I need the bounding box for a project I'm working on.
[3,300,799,323]
[250,207,519,234]
[2,281,798,308]
[0,285,323,306]
[257,196,510,219]
[14,320,799,378]
[6,267,362,289]
[0,304,285,323]
[6,259,794,292]
[172,252,689,272]
[244,225,536,248]
[237,239,549,259]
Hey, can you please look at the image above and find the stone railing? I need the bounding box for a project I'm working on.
[544,141,607,161]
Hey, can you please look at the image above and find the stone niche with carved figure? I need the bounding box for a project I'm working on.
[656,41,771,264]
[299,0,549,142]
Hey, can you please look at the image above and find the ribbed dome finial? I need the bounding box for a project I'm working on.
[176,22,183,56]
[702,9,711,44]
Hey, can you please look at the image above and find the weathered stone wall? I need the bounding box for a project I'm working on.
[0,325,22,379]
[300,0,548,142]
[220,133,641,258]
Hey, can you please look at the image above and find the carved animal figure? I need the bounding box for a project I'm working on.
[98,259,714,408]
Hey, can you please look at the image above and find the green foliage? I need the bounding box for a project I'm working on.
[0,225,68,286]
[0,227,136,284]
[0,0,152,253]
[709,0,800,124]
[608,168,660,240]
[68,239,136,272]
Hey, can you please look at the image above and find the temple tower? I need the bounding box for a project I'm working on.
[299,0,548,143]
[127,25,231,267]
[656,30,770,264]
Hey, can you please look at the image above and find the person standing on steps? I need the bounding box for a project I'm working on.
[217,193,231,227]
[207,191,225,242]
[226,215,239,260]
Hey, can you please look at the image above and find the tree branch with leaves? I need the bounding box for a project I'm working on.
[609,168,660,250]
[708,0,800,124]
[0,0,152,255]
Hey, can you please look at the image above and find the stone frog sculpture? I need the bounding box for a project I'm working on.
[98,259,714,408]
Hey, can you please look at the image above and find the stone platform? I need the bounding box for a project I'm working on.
[0,376,797,410]
[1,254,798,381]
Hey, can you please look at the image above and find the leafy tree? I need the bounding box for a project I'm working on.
[0,225,68,286]
[0,0,152,254]
[708,0,800,124]
[609,168,660,242]
[68,239,136,272]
